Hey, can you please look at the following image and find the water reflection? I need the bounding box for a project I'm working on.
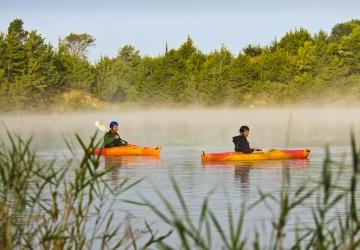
[234,166,250,191]
[104,156,161,184]
[203,159,309,194]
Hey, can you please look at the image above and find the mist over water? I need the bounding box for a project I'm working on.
[1,107,359,148]
[1,107,359,245]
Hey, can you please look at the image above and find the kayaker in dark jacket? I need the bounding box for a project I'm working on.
[104,121,128,148]
[233,125,261,153]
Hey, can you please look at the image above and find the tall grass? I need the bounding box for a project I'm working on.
[0,131,141,249]
[127,134,360,249]
[0,131,359,249]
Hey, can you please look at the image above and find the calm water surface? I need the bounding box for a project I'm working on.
[1,108,359,246]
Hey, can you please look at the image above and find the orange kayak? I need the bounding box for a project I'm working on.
[94,145,161,156]
[201,149,310,162]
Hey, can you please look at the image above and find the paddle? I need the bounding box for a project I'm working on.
[95,121,135,147]
[95,121,108,132]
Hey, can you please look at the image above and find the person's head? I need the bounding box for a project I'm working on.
[239,125,250,137]
[109,121,119,133]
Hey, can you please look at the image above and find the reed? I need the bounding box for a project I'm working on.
[0,131,142,249]
[127,133,360,249]
[0,131,359,249]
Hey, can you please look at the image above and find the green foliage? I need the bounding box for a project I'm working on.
[295,41,317,83]
[261,49,295,83]
[199,46,233,105]
[60,33,95,58]
[243,44,263,57]
[0,132,142,249]
[0,18,360,110]
[0,33,6,70]
[19,31,61,106]
[277,28,312,54]
[95,55,133,101]
[330,19,360,41]
[225,55,259,104]
[118,44,141,66]
[4,19,27,81]
[340,27,360,74]
[59,53,95,92]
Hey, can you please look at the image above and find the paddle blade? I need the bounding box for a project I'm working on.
[95,121,108,132]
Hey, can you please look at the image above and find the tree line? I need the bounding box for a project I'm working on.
[0,19,359,111]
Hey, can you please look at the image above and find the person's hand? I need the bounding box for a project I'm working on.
[115,135,120,139]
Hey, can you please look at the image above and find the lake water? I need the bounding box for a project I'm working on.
[1,108,359,247]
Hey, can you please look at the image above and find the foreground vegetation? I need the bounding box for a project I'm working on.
[0,132,143,249]
[0,131,359,249]
[0,19,360,111]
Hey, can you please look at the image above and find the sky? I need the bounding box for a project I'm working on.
[1,0,359,61]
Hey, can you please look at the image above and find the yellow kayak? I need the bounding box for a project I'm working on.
[94,145,161,156]
[201,149,310,162]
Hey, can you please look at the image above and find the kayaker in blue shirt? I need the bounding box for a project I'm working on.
[232,126,262,153]
[104,121,128,148]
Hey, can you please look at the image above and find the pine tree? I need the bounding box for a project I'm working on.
[340,27,360,74]
[4,19,27,81]
[277,28,312,55]
[18,31,61,106]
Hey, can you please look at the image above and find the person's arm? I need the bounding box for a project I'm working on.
[119,138,128,146]
[238,137,254,154]
[104,133,115,147]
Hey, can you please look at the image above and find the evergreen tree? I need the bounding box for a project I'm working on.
[295,41,317,82]
[0,18,360,110]
[330,19,360,41]
[243,44,263,57]
[59,53,95,92]
[227,55,259,104]
[4,19,27,81]
[0,33,6,81]
[18,31,61,106]
[118,45,140,66]
[261,49,294,82]
[340,27,360,74]
[57,34,96,92]
[95,55,133,102]
[0,33,8,106]
[277,28,312,55]
[178,35,197,60]
[199,46,232,105]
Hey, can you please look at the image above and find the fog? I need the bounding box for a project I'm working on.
[1,107,359,151]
